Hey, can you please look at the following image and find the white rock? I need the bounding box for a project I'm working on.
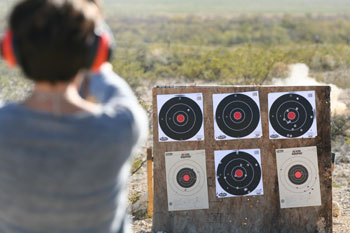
[333,201,341,217]
[132,192,148,214]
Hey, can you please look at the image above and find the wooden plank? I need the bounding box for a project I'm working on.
[152,86,332,233]
[147,148,154,217]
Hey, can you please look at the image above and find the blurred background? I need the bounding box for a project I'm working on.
[0,0,350,232]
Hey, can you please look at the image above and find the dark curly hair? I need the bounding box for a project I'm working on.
[9,0,101,83]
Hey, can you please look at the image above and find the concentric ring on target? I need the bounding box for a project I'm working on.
[215,94,260,138]
[159,96,203,140]
[216,151,261,196]
[288,164,309,185]
[176,168,197,188]
[269,93,315,138]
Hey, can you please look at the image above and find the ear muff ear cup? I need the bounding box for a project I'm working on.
[1,30,18,67]
[90,32,112,72]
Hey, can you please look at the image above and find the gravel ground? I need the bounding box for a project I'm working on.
[332,162,350,233]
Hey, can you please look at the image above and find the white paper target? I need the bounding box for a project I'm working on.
[214,149,264,198]
[213,91,262,140]
[268,91,317,139]
[157,93,204,142]
[165,150,209,211]
[276,146,321,208]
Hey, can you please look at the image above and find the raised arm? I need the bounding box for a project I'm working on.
[88,64,137,104]
[88,63,148,146]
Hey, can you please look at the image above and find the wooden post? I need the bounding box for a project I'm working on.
[147,148,153,217]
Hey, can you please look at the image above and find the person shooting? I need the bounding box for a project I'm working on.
[0,0,147,232]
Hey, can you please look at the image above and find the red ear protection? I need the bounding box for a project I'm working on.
[90,32,112,72]
[1,30,18,67]
[1,28,113,71]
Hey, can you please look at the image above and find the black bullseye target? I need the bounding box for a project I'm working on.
[215,93,261,138]
[176,168,197,188]
[269,93,315,138]
[288,164,309,185]
[216,151,262,196]
[159,96,203,140]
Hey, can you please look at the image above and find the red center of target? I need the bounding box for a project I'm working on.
[177,114,185,123]
[288,112,296,120]
[183,174,190,182]
[235,169,243,178]
[295,171,302,179]
[233,112,242,120]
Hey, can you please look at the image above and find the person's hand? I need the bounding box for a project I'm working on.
[78,71,98,103]
[78,63,113,102]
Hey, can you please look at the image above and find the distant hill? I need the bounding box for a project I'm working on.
[0,0,349,17]
[103,0,350,16]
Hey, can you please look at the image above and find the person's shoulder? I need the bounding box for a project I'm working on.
[98,100,148,146]
[101,103,135,125]
[99,100,143,130]
[0,102,17,116]
[0,102,21,130]
[0,101,6,109]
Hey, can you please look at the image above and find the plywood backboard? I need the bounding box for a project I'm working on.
[152,86,332,233]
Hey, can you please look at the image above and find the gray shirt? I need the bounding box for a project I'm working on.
[0,66,148,233]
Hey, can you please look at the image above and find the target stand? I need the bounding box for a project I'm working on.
[152,85,332,233]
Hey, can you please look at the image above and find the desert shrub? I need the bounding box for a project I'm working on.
[110,42,350,87]
[3,15,350,96]
[268,62,289,79]
[108,15,350,47]
[311,53,338,71]
[331,114,350,140]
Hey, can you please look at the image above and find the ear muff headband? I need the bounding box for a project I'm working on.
[1,30,18,67]
[1,27,113,71]
[90,32,111,72]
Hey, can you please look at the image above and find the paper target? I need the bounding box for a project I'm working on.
[268,91,317,139]
[276,146,321,208]
[215,149,263,198]
[213,91,262,140]
[157,93,204,142]
[165,150,209,211]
